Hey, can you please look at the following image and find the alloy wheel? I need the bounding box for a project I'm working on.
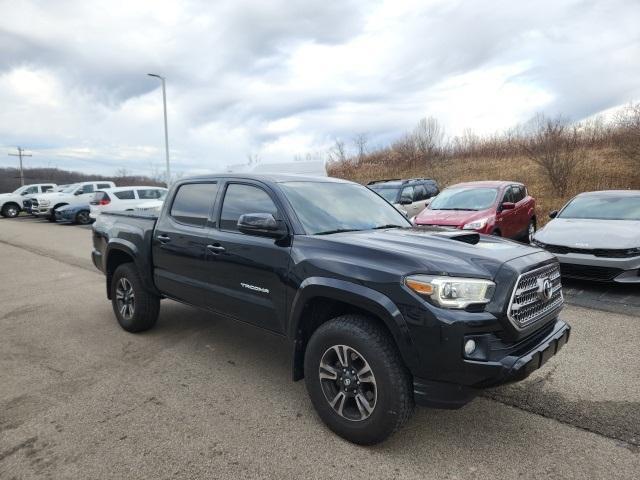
[319,345,377,421]
[76,210,90,225]
[5,205,18,218]
[115,278,135,320]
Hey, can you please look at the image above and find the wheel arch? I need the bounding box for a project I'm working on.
[1,201,21,215]
[288,278,416,381]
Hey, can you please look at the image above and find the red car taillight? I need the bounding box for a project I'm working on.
[99,198,110,206]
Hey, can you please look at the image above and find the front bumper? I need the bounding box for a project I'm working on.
[413,319,570,408]
[33,206,53,217]
[555,253,640,283]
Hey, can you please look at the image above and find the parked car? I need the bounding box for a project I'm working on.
[532,190,640,282]
[92,174,569,445]
[54,203,93,225]
[0,183,57,218]
[22,185,69,216]
[32,181,116,221]
[89,186,167,218]
[413,181,537,242]
[368,178,439,217]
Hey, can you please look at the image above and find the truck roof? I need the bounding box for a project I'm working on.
[180,173,351,184]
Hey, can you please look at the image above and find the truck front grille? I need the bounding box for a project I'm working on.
[507,263,563,329]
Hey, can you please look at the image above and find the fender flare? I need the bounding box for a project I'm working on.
[288,277,418,379]
[105,240,157,297]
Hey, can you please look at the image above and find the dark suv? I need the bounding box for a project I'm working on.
[92,174,569,445]
[368,178,439,218]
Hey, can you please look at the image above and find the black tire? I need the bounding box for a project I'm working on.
[75,210,91,225]
[491,229,501,236]
[304,314,414,445]
[1,203,20,218]
[47,213,57,222]
[110,263,160,333]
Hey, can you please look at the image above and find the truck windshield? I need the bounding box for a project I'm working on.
[559,195,640,220]
[280,181,411,235]
[429,187,498,211]
[369,186,400,203]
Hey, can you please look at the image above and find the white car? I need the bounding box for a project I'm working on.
[0,183,57,218]
[90,186,167,218]
[32,181,116,221]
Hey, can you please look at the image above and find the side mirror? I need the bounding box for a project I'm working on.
[501,202,515,211]
[399,196,412,205]
[549,210,559,219]
[20,191,28,196]
[74,190,83,196]
[238,213,288,239]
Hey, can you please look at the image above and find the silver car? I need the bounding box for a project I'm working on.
[532,190,640,283]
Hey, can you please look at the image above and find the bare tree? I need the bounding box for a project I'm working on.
[353,133,369,162]
[413,117,444,166]
[247,152,261,166]
[115,167,130,178]
[615,102,640,164]
[328,138,348,164]
[522,114,582,196]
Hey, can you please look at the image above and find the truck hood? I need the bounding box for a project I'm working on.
[304,227,549,280]
[414,208,493,226]
[535,218,640,249]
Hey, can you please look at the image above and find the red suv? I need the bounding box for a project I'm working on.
[412,181,537,242]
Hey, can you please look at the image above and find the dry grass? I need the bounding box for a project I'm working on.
[328,147,640,226]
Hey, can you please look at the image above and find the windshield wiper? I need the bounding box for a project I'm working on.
[315,228,362,235]
[372,224,406,229]
[433,208,478,211]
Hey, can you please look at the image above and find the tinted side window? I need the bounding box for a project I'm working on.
[425,183,439,197]
[502,188,515,203]
[24,186,38,194]
[97,183,112,189]
[513,186,525,202]
[400,186,414,202]
[41,185,55,192]
[170,183,219,227]
[220,184,278,232]
[414,184,427,201]
[114,190,135,200]
[82,184,95,194]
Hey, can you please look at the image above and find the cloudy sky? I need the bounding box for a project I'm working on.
[1,0,639,177]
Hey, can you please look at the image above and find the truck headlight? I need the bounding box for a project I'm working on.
[462,217,491,230]
[405,275,495,309]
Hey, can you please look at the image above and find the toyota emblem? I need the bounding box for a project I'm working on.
[537,277,553,301]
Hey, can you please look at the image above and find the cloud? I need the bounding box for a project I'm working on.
[0,0,638,176]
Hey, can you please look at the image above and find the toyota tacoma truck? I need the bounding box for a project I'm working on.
[92,174,569,445]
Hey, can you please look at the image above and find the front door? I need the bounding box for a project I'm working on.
[205,182,291,334]
[152,182,221,308]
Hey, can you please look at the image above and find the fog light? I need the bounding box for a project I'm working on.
[464,339,476,356]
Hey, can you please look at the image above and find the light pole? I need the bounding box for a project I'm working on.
[147,73,171,186]
[9,147,32,186]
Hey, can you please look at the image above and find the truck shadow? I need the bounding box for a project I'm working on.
[142,301,636,463]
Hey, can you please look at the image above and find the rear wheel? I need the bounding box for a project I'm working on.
[304,314,414,445]
[1,203,20,218]
[111,263,160,332]
[75,210,91,225]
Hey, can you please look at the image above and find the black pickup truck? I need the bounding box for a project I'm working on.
[92,174,569,445]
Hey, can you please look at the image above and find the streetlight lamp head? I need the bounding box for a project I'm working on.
[147,73,163,79]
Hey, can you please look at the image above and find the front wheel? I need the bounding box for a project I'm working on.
[304,314,414,445]
[1,203,20,218]
[75,210,91,225]
[110,263,160,332]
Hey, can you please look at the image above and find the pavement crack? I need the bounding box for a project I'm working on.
[0,436,37,462]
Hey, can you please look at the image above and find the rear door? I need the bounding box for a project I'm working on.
[203,181,291,334]
[400,185,419,217]
[412,183,429,215]
[152,182,221,308]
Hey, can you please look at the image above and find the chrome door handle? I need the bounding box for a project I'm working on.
[207,244,225,254]
[157,234,171,243]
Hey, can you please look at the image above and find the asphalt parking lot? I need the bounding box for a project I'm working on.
[1,216,639,479]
